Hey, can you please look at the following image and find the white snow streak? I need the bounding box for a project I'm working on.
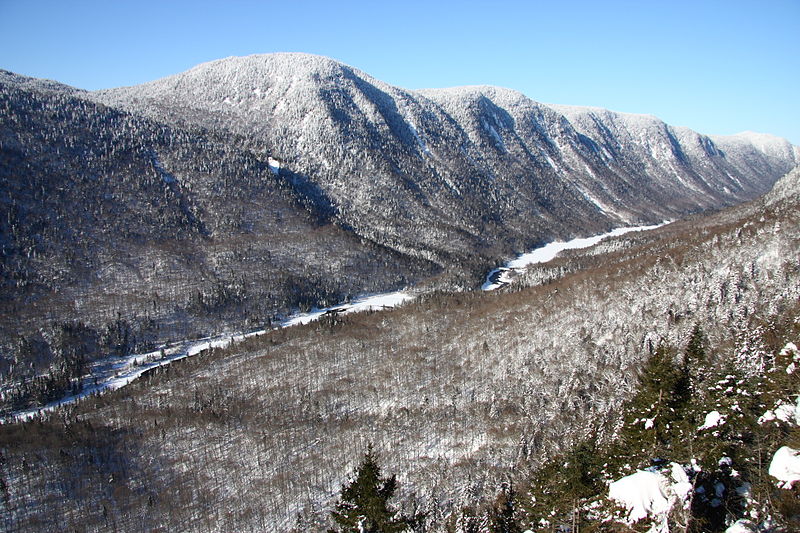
[482,222,667,290]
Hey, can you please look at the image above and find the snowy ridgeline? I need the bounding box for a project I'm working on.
[86,52,798,272]
[4,291,414,423]
[482,222,667,290]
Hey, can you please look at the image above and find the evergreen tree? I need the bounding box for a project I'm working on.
[618,342,682,459]
[330,446,413,533]
[679,324,708,409]
[487,482,522,533]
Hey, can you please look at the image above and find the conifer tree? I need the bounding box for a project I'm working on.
[487,482,522,533]
[681,324,708,406]
[619,342,682,458]
[329,446,412,533]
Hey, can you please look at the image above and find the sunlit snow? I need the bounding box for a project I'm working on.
[608,463,691,531]
[768,446,800,489]
[698,410,726,430]
[482,222,667,290]
[609,470,673,525]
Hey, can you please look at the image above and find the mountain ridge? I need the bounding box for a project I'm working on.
[85,54,797,278]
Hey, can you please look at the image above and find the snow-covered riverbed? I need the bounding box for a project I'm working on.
[5,290,414,423]
[482,223,667,291]
[7,222,669,423]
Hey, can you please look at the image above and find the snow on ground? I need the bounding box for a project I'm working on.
[698,410,726,430]
[482,222,667,290]
[280,291,414,327]
[608,463,691,532]
[768,446,800,489]
[4,290,415,423]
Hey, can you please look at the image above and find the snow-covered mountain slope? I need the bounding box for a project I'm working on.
[89,53,797,268]
[4,165,798,531]
[0,68,435,397]
[3,53,798,411]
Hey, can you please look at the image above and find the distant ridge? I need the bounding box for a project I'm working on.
[90,53,796,263]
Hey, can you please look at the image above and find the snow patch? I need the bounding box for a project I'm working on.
[725,519,759,533]
[698,410,726,430]
[759,397,799,426]
[768,446,800,489]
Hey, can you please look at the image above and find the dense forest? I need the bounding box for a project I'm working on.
[1,166,797,531]
[1,54,799,531]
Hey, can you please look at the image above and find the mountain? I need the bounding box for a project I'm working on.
[2,163,798,531]
[90,53,798,267]
[0,68,435,388]
[1,53,797,411]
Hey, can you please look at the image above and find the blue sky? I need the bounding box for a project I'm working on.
[1,0,798,144]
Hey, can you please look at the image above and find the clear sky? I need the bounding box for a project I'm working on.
[1,0,798,144]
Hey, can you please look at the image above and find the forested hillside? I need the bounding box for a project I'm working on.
[2,164,797,531]
[1,54,797,417]
[94,53,798,270]
[0,70,435,408]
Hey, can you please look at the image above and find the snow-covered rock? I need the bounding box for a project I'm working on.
[699,410,726,430]
[725,519,759,533]
[608,463,694,531]
[609,470,673,523]
[768,446,800,489]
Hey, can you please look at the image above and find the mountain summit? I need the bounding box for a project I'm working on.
[90,53,798,265]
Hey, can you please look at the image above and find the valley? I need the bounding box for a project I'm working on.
[2,166,798,531]
[0,53,798,532]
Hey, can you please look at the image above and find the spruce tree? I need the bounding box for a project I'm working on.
[681,324,708,404]
[618,342,682,459]
[330,446,412,533]
[487,482,522,533]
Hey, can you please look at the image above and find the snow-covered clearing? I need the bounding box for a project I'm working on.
[4,290,414,423]
[482,222,667,290]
